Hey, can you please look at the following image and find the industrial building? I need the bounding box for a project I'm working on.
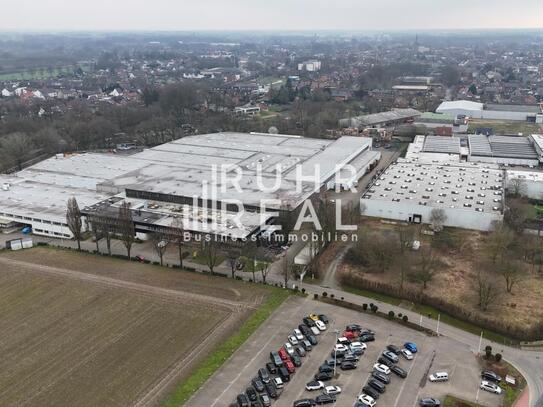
[436,100,543,123]
[405,134,543,167]
[361,159,505,231]
[0,132,380,240]
[339,108,421,129]
[506,170,543,200]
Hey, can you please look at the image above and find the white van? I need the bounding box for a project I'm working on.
[429,372,449,382]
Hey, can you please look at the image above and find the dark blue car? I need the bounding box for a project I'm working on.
[404,342,417,353]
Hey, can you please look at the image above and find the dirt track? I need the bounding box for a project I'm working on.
[0,250,267,407]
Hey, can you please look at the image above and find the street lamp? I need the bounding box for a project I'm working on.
[333,329,340,376]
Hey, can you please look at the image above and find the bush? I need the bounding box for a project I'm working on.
[322,292,328,298]
[301,288,306,294]
[314,293,318,299]
[330,294,335,299]
[341,297,344,301]
[398,313,403,318]
[485,345,493,359]
[362,303,368,311]
[402,315,408,323]
[371,304,378,313]
[494,353,502,362]
[388,311,395,319]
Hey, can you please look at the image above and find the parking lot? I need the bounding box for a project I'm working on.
[186,296,504,407]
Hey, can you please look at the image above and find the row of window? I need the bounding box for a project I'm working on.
[0,212,68,227]
[33,228,70,238]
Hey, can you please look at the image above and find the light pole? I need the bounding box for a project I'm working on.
[436,314,440,335]
[333,329,340,376]
[477,331,483,355]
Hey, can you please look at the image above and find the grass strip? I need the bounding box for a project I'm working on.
[443,395,484,407]
[161,288,291,407]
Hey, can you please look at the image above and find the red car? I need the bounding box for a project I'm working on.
[285,359,295,374]
[343,331,356,341]
[278,347,289,361]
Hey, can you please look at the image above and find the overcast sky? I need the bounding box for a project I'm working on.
[1,0,542,32]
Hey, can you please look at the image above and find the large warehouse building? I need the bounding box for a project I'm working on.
[361,159,504,231]
[436,100,543,123]
[0,132,380,240]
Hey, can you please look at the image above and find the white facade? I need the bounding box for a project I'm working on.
[298,60,321,72]
[506,170,543,200]
[437,100,542,122]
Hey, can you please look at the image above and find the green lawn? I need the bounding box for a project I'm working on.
[190,253,226,268]
[468,120,542,136]
[443,395,484,407]
[342,285,518,345]
[161,288,291,406]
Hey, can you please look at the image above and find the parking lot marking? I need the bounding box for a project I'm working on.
[392,353,419,407]
[208,297,308,406]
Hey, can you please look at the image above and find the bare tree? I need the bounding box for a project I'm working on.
[486,222,514,264]
[66,197,83,250]
[282,251,294,288]
[226,248,241,279]
[429,208,447,233]
[1,132,33,170]
[169,217,185,268]
[508,177,527,197]
[202,236,220,273]
[412,247,439,289]
[477,272,497,311]
[87,213,102,252]
[397,224,414,291]
[498,261,523,294]
[151,232,168,266]
[118,201,135,259]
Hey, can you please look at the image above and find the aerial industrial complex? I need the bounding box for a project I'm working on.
[0,132,380,239]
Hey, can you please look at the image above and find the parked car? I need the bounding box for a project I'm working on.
[315,320,327,331]
[296,346,306,357]
[258,368,270,383]
[341,361,357,370]
[314,371,333,381]
[293,328,304,341]
[362,386,380,400]
[264,382,277,399]
[307,335,318,345]
[285,342,295,356]
[305,380,325,391]
[350,341,367,354]
[246,387,257,401]
[290,353,302,367]
[309,313,320,321]
[390,365,408,378]
[382,350,399,363]
[318,314,329,324]
[357,394,376,407]
[337,336,351,346]
[310,326,320,336]
[334,344,349,353]
[342,330,357,341]
[252,400,263,407]
[373,363,391,375]
[284,359,295,374]
[404,342,418,353]
[266,362,277,374]
[299,324,312,337]
[252,378,265,393]
[315,394,336,405]
[323,385,341,396]
[237,394,250,407]
[278,347,289,361]
[481,371,502,383]
[480,380,502,394]
[343,353,360,363]
[319,364,333,373]
[301,339,313,351]
[367,379,386,394]
[386,344,401,354]
[377,356,394,367]
[372,371,391,384]
[293,399,316,407]
[324,358,338,366]
[288,335,299,345]
[401,349,414,360]
[260,394,271,407]
[419,398,440,407]
[279,366,290,382]
[346,324,362,332]
[359,333,375,342]
[303,317,316,327]
[273,377,283,390]
[429,372,448,382]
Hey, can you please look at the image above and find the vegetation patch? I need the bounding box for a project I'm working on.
[443,395,484,407]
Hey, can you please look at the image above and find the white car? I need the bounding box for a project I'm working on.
[284,342,295,355]
[350,342,367,351]
[305,380,325,391]
[401,348,413,360]
[373,363,391,375]
[273,377,284,389]
[324,385,342,396]
[311,326,320,336]
[480,380,502,394]
[315,320,327,331]
[288,335,298,345]
[334,344,349,353]
[429,372,449,382]
[357,394,376,407]
[293,328,304,341]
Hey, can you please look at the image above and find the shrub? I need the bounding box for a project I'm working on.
[388,311,395,319]
[485,345,493,359]
[341,297,344,301]
[330,294,335,299]
[398,313,403,318]
[301,288,306,294]
[314,293,318,299]
[402,315,408,323]
[362,303,368,311]
[322,292,328,298]
[371,304,378,313]
[494,353,502,362]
